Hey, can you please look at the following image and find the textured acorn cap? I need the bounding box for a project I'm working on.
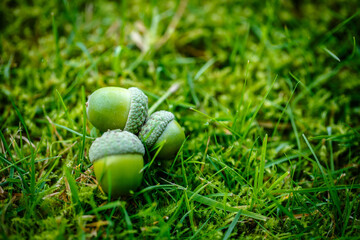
[124,87,148,134]
[139,110,175,149]
[89,130,145,163]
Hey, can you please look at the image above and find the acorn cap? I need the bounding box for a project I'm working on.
[139,110,175,149]
[89,130,145,163]
[124,87,148,134]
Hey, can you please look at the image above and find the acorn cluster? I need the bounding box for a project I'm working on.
[87,87,185,196]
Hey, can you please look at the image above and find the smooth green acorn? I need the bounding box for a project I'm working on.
[139,110,185,160]
[86,87,148,134]
[89,130,145,196]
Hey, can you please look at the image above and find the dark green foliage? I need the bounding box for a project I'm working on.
[1,0,360,239]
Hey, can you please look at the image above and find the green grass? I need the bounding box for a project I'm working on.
[1,0,360,239]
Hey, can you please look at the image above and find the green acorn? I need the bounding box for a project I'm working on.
[86,87,148,134]
[89,130,145,196]
[139,110,185,160]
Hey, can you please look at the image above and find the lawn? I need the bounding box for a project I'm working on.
[1,0,360,239]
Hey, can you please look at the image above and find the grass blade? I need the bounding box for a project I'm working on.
[87,201,122,214]
[302,134,342,217]
[223,210,242,240]
[271,184,360,194]
[79,86,87,166]
[187,73,200,107]
[56,89,75,133]
[242,75,277,140]
[258,134,268,189]
[322,47,341,62]
[186,189,267,221]
[64,167,81,213]
[194,58,216,80]
[148,83,180,115]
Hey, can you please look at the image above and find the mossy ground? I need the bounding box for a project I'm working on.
[1,0,360,239]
